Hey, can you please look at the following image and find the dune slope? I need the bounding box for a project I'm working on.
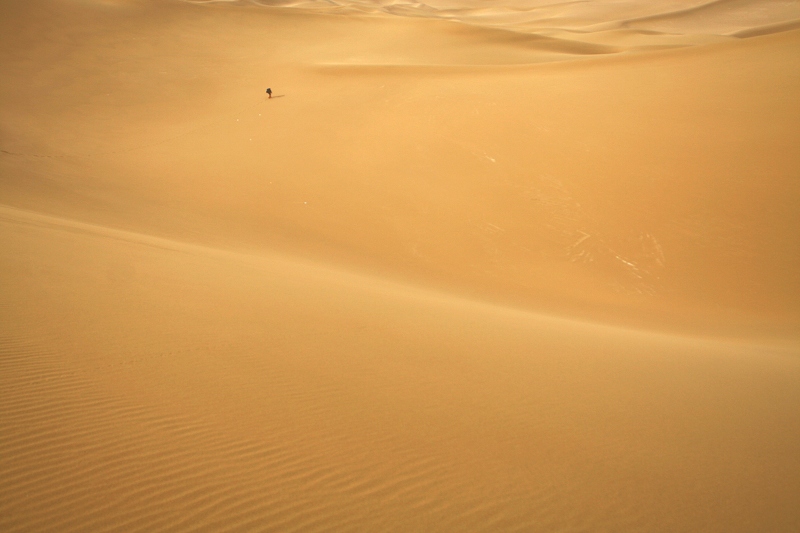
[1,0,799,531]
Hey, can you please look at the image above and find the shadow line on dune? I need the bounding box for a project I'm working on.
[2,203,796,348]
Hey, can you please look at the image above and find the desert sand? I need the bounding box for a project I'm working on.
[1,0,799,531]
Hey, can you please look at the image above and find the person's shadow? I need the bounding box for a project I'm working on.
[270,95,286,99]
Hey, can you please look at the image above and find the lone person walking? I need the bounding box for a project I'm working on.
[266,87,272,99]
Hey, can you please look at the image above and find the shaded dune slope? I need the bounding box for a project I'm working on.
[231,0,800,40]
[2,205,799,532]
[618,0,800,34]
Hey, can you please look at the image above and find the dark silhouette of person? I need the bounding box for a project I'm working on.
[266,88,272,98]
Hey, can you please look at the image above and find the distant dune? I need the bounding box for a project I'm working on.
[2,0,799,531]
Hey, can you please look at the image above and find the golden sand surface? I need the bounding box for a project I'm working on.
[1,0,799,531]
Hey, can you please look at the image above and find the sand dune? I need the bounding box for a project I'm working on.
[621,0,800,35]
[2,0,799,531]
[3,204,799,532]
[240,0,800,37]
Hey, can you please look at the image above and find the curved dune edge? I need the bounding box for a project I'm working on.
[0,203,793,346]
[733,17,800,38]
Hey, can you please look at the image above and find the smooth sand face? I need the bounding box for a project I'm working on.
[2,0,799,531]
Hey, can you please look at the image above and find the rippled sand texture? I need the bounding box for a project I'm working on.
[2,0,799,531]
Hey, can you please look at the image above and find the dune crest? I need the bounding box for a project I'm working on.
[192,0,800,47]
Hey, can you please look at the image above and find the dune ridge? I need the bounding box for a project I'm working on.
[198,0,800,45]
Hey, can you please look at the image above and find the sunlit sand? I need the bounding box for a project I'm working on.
[2,0,799,531]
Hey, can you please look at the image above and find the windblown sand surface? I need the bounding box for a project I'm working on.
[2,0,799,531]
